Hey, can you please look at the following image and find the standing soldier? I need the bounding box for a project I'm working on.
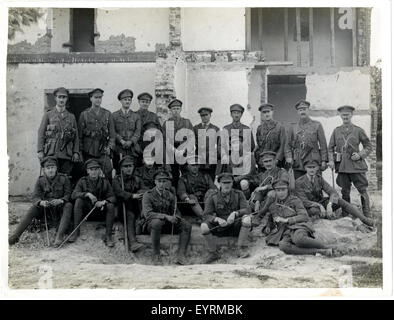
[69,159,116,247]
[162,99,194,186]
[200,172,252,263]
[193,107,220,181]
[78,88,115,180]
[265,178,334,257]
[295,159,374,226]
[37,87,80,177]
[141,170,192,265]
[9,157,73,247]
[112,89,141,173]
[222,104,256,163]
[112,156,145,252]
[286,100,328,180]
[136,92,162,158]
[328,105,373,218]
[255,103,289,168]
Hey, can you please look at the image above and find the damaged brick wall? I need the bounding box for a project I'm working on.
[7,31,52,54]
[357,8,371,67]
[367,71,378,190]
[95,34,136,53]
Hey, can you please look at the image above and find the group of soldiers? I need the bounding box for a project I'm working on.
[9,86,375,265]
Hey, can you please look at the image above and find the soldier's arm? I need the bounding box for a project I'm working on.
[287,198,309,225]
[276,125,287,161]
[32,179,44,206]
[207,175,217,190]
[294,180,316,208]
[37,113,49,153]
[358,128,372,159]
[71,115,80,155]
[61,176,72,203]
[177,178,189,201]
[112,177,132,201]
[71,179,87,200]
[108,113,116,150]
[77,112,86,154]
[131,114,141,144]
[237,191,251,216]
[168,193,182,218]
[141,192,166,220]
[321,177,339,203]
[203,195,217,223]
[113,114,124,143]
[317,123,328,162]
[328,130,336,162]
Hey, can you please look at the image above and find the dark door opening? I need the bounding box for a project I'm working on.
[70,8,95,52]
[267,75,306,128]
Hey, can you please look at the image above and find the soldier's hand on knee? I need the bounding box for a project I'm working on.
[328,161,335,169]
[215,217,228,227]
[274,216,288,224]
[86,193,97,204]
[227,211,237,224]
[166,215,178,224]
[94,200,106,208]
[50,199,64,207]
[321,161,327,171]
[72,153,80,162]
[132,193,144,200]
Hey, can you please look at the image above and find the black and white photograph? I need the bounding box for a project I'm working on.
[1,0,392,299]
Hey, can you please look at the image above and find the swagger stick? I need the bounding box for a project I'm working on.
[119,154,129,253]
[57,206,96,249]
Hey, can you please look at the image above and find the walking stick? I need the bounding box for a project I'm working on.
[331,167,336,189]
[43,206,50,247]
[57,206,96,249]
[119,153,129,253]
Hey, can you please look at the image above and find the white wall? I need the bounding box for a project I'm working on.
[182,8,245,51]
[96,8,169,51]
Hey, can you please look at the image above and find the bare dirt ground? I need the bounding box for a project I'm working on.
[7,191,382,290]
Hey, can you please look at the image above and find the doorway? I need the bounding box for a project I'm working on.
[267,75,306,128]
[70,8,95,52]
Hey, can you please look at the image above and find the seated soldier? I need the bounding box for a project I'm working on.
[112,156,145,252]
[69,159,116,247]
[295,159,374,227]
[9,156,73,247]
[200,172,252,263]
[141,170,192,265]
[249,151,289,215]
[265,178,335,256]
[217,136,257,200]
[135,153,172,191]
[177,155,217,220]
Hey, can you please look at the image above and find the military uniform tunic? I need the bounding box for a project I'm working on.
[255,120,288,162]
[37,108,79,161]
[266,195,314,246]
[177,171,216,203]
[78,107,115,158]
[72,176,116,203]
[286,117,328,172]
[249,167,289,202]
[223,121,256,153]
[32,173,72,206]
[112,174,144,202]
[112,109,141,157]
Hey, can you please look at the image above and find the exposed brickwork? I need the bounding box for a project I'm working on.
[184,50,264,63]
[357,8,371,67]
[367,70,378,191]
[95,34,136,53]
[7,31,52,54]
[169,7,181,49]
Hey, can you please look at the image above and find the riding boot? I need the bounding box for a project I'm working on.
[127,212,144,252]
[338,199,373,226]
[203,234,219,263]
[151,228,162,264]
[54,203,72,247]
[360,192,372,218]
[9,206,41,245]
[176,225,191,265]
[258,196,275,216]
[237,226,250,258]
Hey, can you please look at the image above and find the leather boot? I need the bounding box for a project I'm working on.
[259,196,275,216]
[176,225,191,265]
[126,212,144,252]
[151,228,161,264]
[203,234,219,263]
[9,206,41,245]
[54,204,72,247]
[338,199,374,226]
[105,204,115,247]
[237,226,250,258]
[360,192,372,218]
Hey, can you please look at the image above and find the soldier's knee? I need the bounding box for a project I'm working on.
[308,207,320,217]
[63,202,73,210]
[200,223,211,235]
[74,198,85,209]
[150,219,164,231]
[241,215,252,227]
[106,203,115,213]
[181,220,192,232]
[240,179,249,191]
